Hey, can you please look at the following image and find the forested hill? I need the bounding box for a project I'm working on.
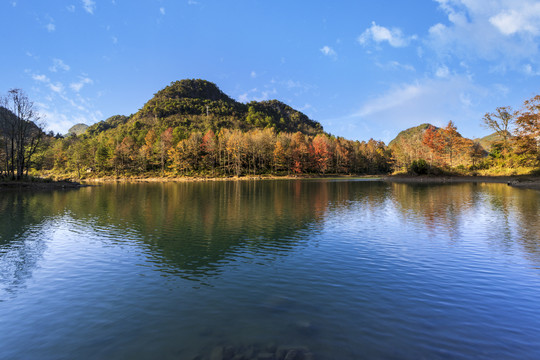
[84,79,323,137]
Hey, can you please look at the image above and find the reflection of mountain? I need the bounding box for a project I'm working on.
[64,180,386,280]
[1,181,388,285]
[2,180,539,288]
[390,182,540,265]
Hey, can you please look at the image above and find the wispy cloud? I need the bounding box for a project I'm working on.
[49,82,64,94]
[345,74,489,142]
[320,45,337,58]
[237,87,277,103]
[66,4,75,12]
[358,22,417,48]
[70,77,93,92]
[44,16,56,32]
[49,58,70,72]
[376,61,416,72]
[32,74,50,82]
[489,2,540,36]
[435,65,450,78]
[81,0,95,14]
[250,71,257,78]
[428,0,540,71]
[160,7,165,15]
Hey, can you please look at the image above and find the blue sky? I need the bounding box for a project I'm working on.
[2,0,540,143]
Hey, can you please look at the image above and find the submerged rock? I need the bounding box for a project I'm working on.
[201,343,313,360]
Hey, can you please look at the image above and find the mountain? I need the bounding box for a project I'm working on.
[388,123,434,148]
[88,79,325,137]
[67,123,89,136]
[388,122,486,169]
[475,131,511,152]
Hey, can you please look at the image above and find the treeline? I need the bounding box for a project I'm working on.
[3,80,540,180]
[48,127,392,177]
[390,94,540,175]
[0,89,45,179]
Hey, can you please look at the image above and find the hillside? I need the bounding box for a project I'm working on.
[79,79,323,138]
[389,122,485,170]
[388,123,434,148]
[67,123,89,136]
[475,131,511,152]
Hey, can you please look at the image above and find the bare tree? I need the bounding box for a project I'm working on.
[0,89,44,179]
[482,106,516,153]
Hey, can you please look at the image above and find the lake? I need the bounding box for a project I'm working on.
[1,180,540,359]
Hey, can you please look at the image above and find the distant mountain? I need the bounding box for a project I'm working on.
[475,131,511,152]
[67,123,89,136]
[86,115,129,136]
[388,123,434,148]
[388,122,486,168]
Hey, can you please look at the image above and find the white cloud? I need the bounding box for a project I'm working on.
[489,3,540,36]
[320,45,337,58]
[70,77,93,92]
[49,58,70,72]
[250,71,257,78]
[435,65,450,78]
[82,0,95,14]
[32,74,50,82]
[188,0,199,4]
[429,0,540,69]
[238,93,249,103]
[112,36,118,44]
[160,7,165,15]
[67,5,75,12]
[49,82,64,93]
[358,22,416,48]
[236,87,277,102]
[46,23,55,32]
[376,61,416,72]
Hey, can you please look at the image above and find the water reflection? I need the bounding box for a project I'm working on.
[1,180,540,290]
[390,182,540,266]
[2,180,540,359]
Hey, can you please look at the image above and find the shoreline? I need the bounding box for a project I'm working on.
[383,175,540,191]
[0,179,87,190]
[2,174,540,191]
[79,174,381,183]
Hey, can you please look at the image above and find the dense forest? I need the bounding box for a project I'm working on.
[1,79,540,180]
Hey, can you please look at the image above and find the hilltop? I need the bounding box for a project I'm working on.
[81,79,323,138]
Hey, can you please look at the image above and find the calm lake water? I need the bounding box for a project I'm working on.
[1,180,540,359]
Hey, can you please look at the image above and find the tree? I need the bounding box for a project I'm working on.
[442,121,465,167]
[0,89,44,179]
[422,125,445,166]
[514,95,540,165]
[159,127,173,175]
[482,106,516,153]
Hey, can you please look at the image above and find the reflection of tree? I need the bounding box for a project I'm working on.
[6,181,379,283]
[390,182,540,265]
[391,183,474,241]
